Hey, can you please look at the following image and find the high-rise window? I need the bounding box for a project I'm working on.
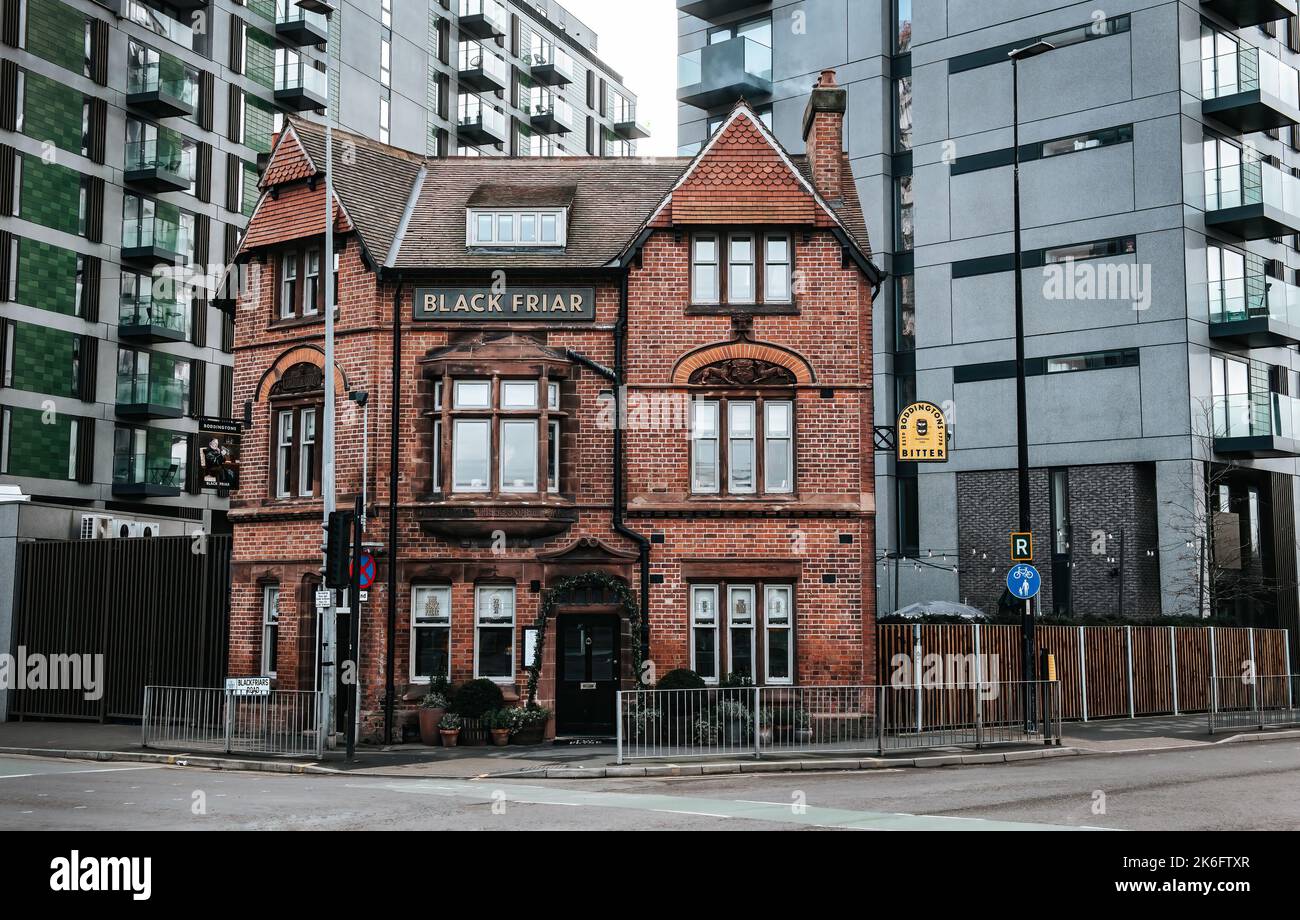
[895,175,914,252]
[380,38,391,88]
[896,0,912,53]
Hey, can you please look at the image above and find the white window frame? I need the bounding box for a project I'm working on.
[691,399,720,494]
[726,584,756,682]
[689,584,720,684]
[692,233,720,304]
[280,254,297,319]
[548,419,560,493]
[727,401,756,495]
[297,407,316,497]
[467,208,568,247]
[763,400,794,494]
[261,584,280,677]
[275,409,294,498]
[303,249,320,316]
[410,584,451,683]
[764,233,792,303]
[452,418,491,492]
[727,233,756,304]
[763,585,793,685]
[499,418,538,493]
[474,585,516,682]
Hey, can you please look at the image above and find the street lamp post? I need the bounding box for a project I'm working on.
[297,0,338,748]
[1009,40,1054,724]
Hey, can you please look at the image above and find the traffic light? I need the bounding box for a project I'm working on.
[324,510,354,588]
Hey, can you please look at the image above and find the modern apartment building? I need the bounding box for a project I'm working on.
[678,0,1300,642]
[0,0,641,542]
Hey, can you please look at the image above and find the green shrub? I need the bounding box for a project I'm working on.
[451,679,505,719]
[656,668,706,691]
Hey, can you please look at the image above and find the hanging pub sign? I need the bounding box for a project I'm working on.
[414,287,596,322]
[896,401,948,462]
[198,417,242,490]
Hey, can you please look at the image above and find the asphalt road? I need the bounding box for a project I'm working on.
[1,739,1297,830]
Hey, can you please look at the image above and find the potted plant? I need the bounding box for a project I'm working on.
[716,699,752,746]
[757,707,774,747]
[488,709,512,746]
[450,678,505,745]
[418,689,448,746]
[508,705,551,745]
[439,712,462,747]
[792,708,813,744]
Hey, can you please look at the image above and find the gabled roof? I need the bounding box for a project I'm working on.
[240,106,877,280]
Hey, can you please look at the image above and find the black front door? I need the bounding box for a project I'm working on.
[555,614,620,736]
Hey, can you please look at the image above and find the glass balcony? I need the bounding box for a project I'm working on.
[1200,0,1297,29]
[458,43,508,92]
[276,0,329,46]
[126,59,197,117]
[119,291,189,344]
[112,450,186,497]
[116,374,186,419]
[677,0,762,18]
[1207,276,1300,346]
[528,94,574,135]
[122,213,189,264]
[678,36,772,109]
[274,59,328,110]
[458,0,507,39]
[1214,392,1300,456]
[1189,160,1300,238]
[126,1,195,51]
[457,97,507,146]
[525,45,574,87]
[124,138,194,192]
[609,101,650,140]
[1201,45,1300,132]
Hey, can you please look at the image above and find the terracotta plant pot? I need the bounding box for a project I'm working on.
[491,728,511,747]
[440,729,460,748]
[419,708,445,746]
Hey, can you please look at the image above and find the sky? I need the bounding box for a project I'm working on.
[559,0,681,157]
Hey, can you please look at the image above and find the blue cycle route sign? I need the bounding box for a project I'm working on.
[1006,563,1041,600]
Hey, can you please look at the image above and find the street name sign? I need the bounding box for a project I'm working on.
[225,677,270,697]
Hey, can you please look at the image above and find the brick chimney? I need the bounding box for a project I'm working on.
[801,69,847,202]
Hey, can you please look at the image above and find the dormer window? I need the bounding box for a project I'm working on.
[467,208,567,248]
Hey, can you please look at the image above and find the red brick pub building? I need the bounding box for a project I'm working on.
[229,72,881,742]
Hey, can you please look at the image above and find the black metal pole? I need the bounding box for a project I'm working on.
[384,281,402,744]
[346,494,362,761]
[1012,55,1036,727]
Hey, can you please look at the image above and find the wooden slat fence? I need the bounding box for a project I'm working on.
[878,623,1291,723]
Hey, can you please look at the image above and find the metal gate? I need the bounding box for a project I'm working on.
[142,686,324,759]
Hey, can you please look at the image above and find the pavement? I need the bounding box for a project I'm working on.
[3,738,1299,830]
[0,712,1297,779]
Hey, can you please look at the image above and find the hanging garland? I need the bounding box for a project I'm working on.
[526,571,642,706]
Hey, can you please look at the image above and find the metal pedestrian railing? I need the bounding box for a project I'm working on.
[1208,674,1300,734]
[142,686,324,759]
[616,681,1061,764]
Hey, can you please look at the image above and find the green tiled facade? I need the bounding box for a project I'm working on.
[9,322,79,398]
[244,94,278,154]
[18,156,83,237]
[241,160,259,217]
[23,0,86,76]
[246,0,275,20]
[245,26,277,90]
[14,236,80,316]
[20,70,85,155]
[5,406,75,481]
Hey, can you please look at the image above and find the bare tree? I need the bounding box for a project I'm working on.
[1162,400,1293,618]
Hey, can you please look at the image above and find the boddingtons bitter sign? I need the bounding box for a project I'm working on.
[896,401,948,462]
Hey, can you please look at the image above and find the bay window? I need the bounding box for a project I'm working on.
[692,397,795,495]
[691,230,794,306]
[411,585,451,681]
[475,585,515,681]
[434,375,565,496]
[691,581,795,684]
